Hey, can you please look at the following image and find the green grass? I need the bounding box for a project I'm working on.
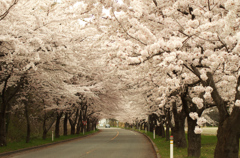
[128,128,217,158]
[0,130,98,154]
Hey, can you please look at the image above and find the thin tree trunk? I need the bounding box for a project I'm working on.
[0,75,11,147]
[76,110,82,134]
[42,129,47,140]
[42,118,47,140]
[69,109,79,135]
[166,124,170,141]
[63,112,68,136]
[55,112,63,138]
[160,123,165,138]
[25,103,31,143]
[5,103,11,135]
[87,118,90,132]
[42,113,55,140]
[69,119,75,135]
[166,108,171,141]
[0,112,7,147]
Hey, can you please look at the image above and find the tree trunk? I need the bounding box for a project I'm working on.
[24,103,31,143]
[165,108,171,141]
[81,121,84,133]
[214,107,240,158]
[172,101,187,148]
[87,118,90,132]
[0,75,10,147]
[76,110,82,134]
[206,73,240,158]
[160,123,165,138]
[166,124,170,141]
[156,126,161,136]
[42,118,47,140]
[55,112,63,138]
[42,113,55,140]
[63,113,68,136]
[187,117,201,158]
[92,122,95,131]
[0,112,7,147]
[5,103,11,135]
[0,75,24,146]
[69,119,75,135]
[69,109,79,135]
[42,129,47,140]
[0,102,7,146]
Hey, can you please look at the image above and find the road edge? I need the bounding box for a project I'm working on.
[125,129,161,158]
[0,130,101,157]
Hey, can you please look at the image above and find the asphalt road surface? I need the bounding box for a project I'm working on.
[8,128,156,158]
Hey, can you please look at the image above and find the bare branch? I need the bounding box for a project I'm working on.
[217,35,229,53]
[0,0,18,21]
[153,0,157,7]
[111,9,147,46]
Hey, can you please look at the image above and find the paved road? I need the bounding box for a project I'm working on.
[9,128,156,158]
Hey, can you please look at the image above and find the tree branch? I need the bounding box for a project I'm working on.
[111,9,147,46]
[153,0,157,7]
[0,0,18,21]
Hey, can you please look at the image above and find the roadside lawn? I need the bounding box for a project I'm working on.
[0,130,99,155]
[128,127,239,158]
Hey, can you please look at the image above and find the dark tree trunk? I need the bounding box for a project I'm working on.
[181,88,203,158]
[81,122,84,133]
[82,105,87,134]
[55,112,63,138]
[156,126,161,136]
[214,107,240,158]
[0,75,25,146]
[187,117,201,158]
[205,73,240,158]
[172,101,187,148]
[24,103,31,143]
[160,123,165,138]
[92,121,95,131]
[149,114,157,132]
[42,113,55,140]
[42,129,47,140]
[0,102,7,147]
[87,118,90,132]
[165,108,171,141]
[76,110,82,134]
[0,112,7,147]
[42,117,47,140]
[69,109,79,135]
[63,113,68,136]
[0,75,11,147]
[69,119,75,135]
[5,103,11,134]
[141,123,144,130]
[166,124,170,141]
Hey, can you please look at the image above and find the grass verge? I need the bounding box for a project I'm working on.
[128,128,218,158]
[0,130,99,154]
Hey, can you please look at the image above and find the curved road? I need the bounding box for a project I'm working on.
[9,128,156,158]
